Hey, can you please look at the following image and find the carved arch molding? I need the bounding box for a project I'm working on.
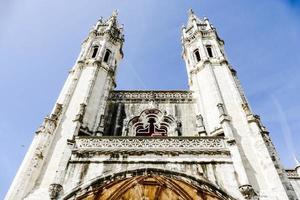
[65,169,234,200]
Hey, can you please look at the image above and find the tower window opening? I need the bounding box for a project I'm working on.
[206,45,213,58]
[194,49,201,62]
[104,49,111,63]
[91,46,99,58]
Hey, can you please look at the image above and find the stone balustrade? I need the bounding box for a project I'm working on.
[109,90,193,102]
[73,136,228,154]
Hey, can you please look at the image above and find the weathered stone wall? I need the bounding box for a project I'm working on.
[103,91,198,137]
[62,136,244,199]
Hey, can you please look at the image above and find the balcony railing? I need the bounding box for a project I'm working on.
[73,136,228,154]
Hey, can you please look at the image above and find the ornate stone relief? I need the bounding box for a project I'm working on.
[51,103,63,121]
[35,118,57,135]
[49,183,63,200]
[286,169,300,179]
[196,114,207,136]
[36,103,63,135]
[239,184,257,200]
[74,103,86,123]
[109,90,193,103]
[74,136,227,154]
[242,103,251,116]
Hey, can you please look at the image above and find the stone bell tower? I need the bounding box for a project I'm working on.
[182,9,299,199]
[5,11,124,200]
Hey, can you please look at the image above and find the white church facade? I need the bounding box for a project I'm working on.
[6,10,300,200]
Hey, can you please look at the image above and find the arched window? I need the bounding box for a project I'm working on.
[127,109,177,137]
[194,49,201,62]
[91,46,99,58]
[103,49,111,63]
[206,45,214,58]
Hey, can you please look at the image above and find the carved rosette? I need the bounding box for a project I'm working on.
[49,183,63,199]
[239,184,256,199]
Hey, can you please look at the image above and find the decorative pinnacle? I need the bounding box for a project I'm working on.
[188,8,194,16]
[112,9,119,18]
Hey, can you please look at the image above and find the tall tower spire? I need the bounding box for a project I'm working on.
[5,12,124,200]
[181,10,297,200]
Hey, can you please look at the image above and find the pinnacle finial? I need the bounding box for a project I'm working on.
[188,9,194,16]
[112,9,119,18]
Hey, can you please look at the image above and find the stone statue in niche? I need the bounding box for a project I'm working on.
[175,120,182,136]
[196,114,206,136]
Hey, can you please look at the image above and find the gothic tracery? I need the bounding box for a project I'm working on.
[127,109,178,137]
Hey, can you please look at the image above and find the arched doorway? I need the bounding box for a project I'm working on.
[66,169,234,200]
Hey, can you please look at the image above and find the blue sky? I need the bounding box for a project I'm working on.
[0,0,300,198]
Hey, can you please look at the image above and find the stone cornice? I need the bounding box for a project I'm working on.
[109,90,194,103]
[72,136,228,155]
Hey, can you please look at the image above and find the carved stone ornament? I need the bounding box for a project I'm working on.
[239,184,257,199]
[109,90,193,103]
[35,117,57,135]
[74,136,227,154]
[196,114,206,135]
[286,169,300,179]
[92,11,124,44]
[242,103,251,115]
[49,183,63,199]
[226,138,236,146]
[35,103,63,135]
[217,103,226,116]
[132,109,175,137]
[74,103,86,123]
[51,103,63,120]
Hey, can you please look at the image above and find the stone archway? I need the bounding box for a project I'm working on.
[64,169,235,200]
